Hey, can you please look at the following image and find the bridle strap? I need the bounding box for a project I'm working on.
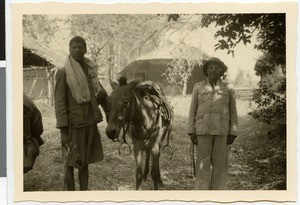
[117,86,140,156]
[118,122,131,156]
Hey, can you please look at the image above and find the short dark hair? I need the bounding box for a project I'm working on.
[69,36,87,49]
[202,57,228,76]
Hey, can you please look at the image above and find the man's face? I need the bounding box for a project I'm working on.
[207,62,223,81]
[69,41,87,62]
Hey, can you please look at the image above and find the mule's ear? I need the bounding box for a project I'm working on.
[128,79,140,89]
[109,78,119,90]
[118,76,128,86]
[138,75,145,82]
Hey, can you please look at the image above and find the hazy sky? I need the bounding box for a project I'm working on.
[168,24,262,82]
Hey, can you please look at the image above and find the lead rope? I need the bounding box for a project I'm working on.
[118,123,131,156]
[190,141,196,177]
[161,123,174,160]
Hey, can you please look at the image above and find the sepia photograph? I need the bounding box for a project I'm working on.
[10,1,297,203]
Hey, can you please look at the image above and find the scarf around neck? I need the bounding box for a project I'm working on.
[64,55,100,104]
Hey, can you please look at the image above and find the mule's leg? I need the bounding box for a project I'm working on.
[151,143,160,190]
[143,149,150,181]
[134,143,144,190]
[156,150,163,187]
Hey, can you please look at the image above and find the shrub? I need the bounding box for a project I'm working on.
[249,57,286,137]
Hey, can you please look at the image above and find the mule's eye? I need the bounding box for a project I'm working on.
[120,99,129,106]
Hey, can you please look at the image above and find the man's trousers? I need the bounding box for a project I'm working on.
[195,135,228,190]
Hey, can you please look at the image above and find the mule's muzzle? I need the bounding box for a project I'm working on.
[106,129,119,142]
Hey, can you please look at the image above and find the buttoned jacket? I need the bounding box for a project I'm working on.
[188,79,238,136]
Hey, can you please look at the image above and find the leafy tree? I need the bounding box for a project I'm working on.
[249,54,286,137]
[234,68,246,87]
[245,71,253,86]
[69,14,172,78]
[200,14,285,67]
[162,44,208,96]
[23,15,61,44]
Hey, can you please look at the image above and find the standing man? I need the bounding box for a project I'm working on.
[188,57,238,190]
[55,36,109,191]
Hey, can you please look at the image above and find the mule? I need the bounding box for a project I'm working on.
[106,77,173,190]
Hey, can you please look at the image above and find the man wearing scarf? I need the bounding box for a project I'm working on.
[55,36,109,191]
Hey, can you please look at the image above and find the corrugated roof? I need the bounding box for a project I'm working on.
[23,35,68,68]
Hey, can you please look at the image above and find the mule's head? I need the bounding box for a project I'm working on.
[106,76,140,141]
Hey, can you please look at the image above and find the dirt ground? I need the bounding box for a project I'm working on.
[24,95,286,191]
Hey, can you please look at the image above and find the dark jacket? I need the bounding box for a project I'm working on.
[23,93,44,146]
[54,67,109,128]
[23,94,44,173]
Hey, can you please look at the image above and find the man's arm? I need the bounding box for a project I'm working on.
[188,83,198,135]
[54,68,69,128]
[97,82,110,122]
[228,85,238,136]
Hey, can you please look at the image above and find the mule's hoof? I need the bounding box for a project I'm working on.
[154,180,163,190]
[153,183,164,190]
[157,181,163,188]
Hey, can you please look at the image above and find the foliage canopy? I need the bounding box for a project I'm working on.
[201,14,286,67]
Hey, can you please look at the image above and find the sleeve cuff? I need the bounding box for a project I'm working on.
[188,128,196,135]
[230,124,238,136]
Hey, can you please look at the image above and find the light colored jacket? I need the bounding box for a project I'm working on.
[188,79,238,136]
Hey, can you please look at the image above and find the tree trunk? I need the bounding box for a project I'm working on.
[138,46,142,57]
[109,43,115,79]
[118,42,121,72]
[182,80,187,97]
[46,68,52,106]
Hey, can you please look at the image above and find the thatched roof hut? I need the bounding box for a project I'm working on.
[23,36,68,102]
[23,35,67,69]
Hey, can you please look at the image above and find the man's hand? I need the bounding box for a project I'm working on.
[227,134,237,145]
[60,127,69,148]
[189,133,198,145]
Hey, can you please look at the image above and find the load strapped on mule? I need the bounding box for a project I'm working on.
[106,76,174,190]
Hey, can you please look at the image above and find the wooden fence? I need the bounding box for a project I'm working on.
[235,87,255,100]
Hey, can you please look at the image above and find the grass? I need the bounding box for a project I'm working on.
[24,95,286,191]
